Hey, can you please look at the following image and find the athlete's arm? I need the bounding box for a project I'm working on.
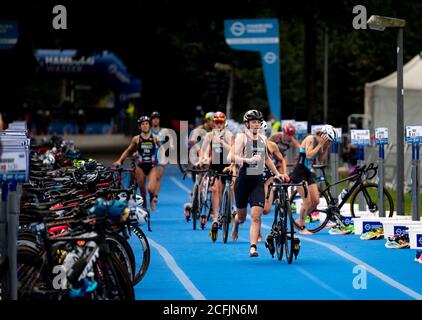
[198,132,211,165]
[232,133,249,165]
[291,136,301,149]
[114,136,138,166]
[318,140,331,163]
[304,136,325,159]
[153,135,161,147]
[221,131,234,151]
[269,141,287,174]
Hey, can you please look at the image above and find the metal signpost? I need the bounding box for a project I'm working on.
[375,128,389,218]
[330,128,342,197]
[406,126,422,221]
[351,129,371,211]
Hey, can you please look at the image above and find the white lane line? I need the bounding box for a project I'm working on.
[148,237,206,300]
[170,176,191,194]
[237,235,347,299]
[171,177,348,299]
[257,217,422,300]
[171,177,422,300]
[295,266,349,300]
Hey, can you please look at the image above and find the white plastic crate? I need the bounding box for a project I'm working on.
[352,216,410,235]
[382,219,422,238]
[408,225,422,249]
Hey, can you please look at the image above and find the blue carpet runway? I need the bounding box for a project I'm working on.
[128,166,422,300]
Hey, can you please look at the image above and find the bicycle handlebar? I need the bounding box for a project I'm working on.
[267,179,308,199]
[109,166,135,173]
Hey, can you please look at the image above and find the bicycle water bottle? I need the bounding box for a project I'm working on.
[339,188,349,202]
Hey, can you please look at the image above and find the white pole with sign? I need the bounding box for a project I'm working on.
[406,126,422,221]
[330,128,342,197]
[375,128,389,217]
[351,129,371,211]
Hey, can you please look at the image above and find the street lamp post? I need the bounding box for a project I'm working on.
[367,15,406,216]
[214,62,234,119]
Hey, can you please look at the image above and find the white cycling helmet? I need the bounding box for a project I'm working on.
[117,192,128,202]
[260,120,268,130]
[130,206,148,225]
[319,125,337,142]
[42,153,55,165]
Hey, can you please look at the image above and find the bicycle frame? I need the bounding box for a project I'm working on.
[316,164,376,211]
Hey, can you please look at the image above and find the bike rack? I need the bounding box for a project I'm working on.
[357,145,366,211]
[375,128,389,218]
[411,141,420,221]
[0,121,29,300]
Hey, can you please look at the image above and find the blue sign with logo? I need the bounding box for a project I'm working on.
[417,234,422,248]
[363,221,383,232]
[393,226,408,236]
[224,19,280,120]
[0,20,18,50]
[341,217,353,227]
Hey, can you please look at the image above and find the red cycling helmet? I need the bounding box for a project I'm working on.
[283,122,296,136]
[213,111,226,123]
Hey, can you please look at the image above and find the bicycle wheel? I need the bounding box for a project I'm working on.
[275,206,283,261]
[129,225,151,285]
[284,203,295,264]
[106,234,135,283]
[191,183,200,230]
[222,189,231,243]
[95,254,135,300]
[350,183,394,218]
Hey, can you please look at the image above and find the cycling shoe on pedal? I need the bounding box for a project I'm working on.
[210,222,219,242]
[200,215,207,229]
[265,234,275,258]
[184,203,191,222]
[293,237,301,259]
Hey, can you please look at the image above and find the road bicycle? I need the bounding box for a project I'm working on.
[265,179,307,263]
[289,163,394,233]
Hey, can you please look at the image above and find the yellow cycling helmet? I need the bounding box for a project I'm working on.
[204,112,214,121]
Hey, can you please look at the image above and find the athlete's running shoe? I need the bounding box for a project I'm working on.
[385,234,410,249]
[209,222,218,242]
[329,226,352,235]
[360,228,384,240]
[305,211,320,223]
[265,234,275,258]
[200,215,207,230]
[415,251,422,264]
[345,224,354,232]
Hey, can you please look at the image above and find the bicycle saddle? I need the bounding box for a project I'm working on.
[313,164,329,170]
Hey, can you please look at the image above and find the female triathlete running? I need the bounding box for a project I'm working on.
[289,124,335,234]
[197,111,234,239]
[231,109,288,257]
[114,116,161,211]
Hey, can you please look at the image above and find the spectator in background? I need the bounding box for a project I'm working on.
[267,114,281,136]
[0,113,4,130]
[77,109,86,134]
[338,137,358,179]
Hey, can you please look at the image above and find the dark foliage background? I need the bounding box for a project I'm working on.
[1,0,421,128]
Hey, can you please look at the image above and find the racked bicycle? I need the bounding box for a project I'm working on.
[289,162,394,233]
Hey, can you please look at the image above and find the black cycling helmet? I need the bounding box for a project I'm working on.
[243,109,263,122]
[151,111,160,119]
[137,116,151,124]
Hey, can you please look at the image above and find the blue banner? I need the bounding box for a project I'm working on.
[224,19,281,120]
[0,20,18,50]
